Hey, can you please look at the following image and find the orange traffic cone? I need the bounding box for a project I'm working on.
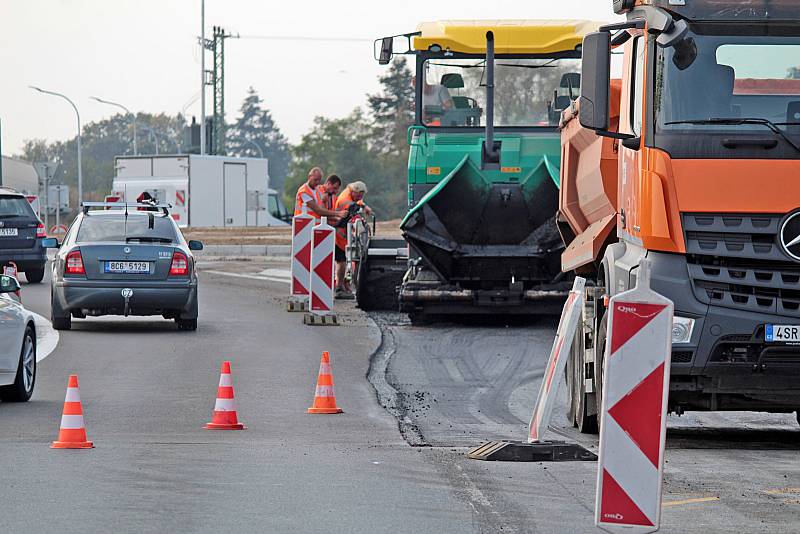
[307,351,343,414]
[51,375,94,449]
[204,361,246,430]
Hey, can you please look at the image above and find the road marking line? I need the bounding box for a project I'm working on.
[203,270,290,285]
[259,268,291,279]
[663,496,720,508]
[765,488,800,495]
[32,312,59,363]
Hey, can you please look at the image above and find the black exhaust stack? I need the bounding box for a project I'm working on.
[482,31,501,170]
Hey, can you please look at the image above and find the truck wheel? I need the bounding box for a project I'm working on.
[568,316,598,434]
[25,267,45,284]
[594,313,608,429]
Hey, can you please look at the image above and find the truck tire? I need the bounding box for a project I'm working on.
[567,316,598,434]
[355,256,401,311]
[25,267,45,284]
[594,313,608,428]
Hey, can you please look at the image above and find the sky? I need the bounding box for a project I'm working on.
[0,0,619,155]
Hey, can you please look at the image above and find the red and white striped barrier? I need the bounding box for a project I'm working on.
[595,258,673,533]
[309,216,335,315]
[528,276,586,443]
[290,205,314,303]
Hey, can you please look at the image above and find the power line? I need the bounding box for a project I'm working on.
[238,34,371,43]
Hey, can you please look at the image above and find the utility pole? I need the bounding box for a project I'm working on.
[202,26,238,155]
[200,0,206,155]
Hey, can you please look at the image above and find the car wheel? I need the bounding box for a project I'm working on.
[176,318,198,331]
[0,325,36,402]
[51,294,72,331]
[25,267,45,284]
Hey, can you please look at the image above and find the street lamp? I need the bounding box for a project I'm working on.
[29,86,83,204]
[91,96,138,155]
[243,139,264,159]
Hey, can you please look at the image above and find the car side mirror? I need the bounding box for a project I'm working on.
[0,275,21,294]
[42,237,60,249]
[188,240,204,251]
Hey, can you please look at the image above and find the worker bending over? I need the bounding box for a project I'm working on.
[334,181,372,298]
[295,167,347,220]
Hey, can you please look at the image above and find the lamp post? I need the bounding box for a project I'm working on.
[243,139,264,159]
[30,86,83,204]
[90,96,138,155]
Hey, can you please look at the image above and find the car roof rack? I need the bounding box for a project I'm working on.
[81,201,172,216]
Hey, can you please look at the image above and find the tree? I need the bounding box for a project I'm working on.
[227,87,291,193]
[367,57,415,157]
[284,108,405,219]
[18,113,186,205]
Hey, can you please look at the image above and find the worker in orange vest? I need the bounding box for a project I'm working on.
[320,174,342,213]
[334,181,372,298]
[295,167,347,220]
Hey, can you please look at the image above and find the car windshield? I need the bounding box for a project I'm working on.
[76,213,177,243]
[0,195,35,218]
[656,24,800,135]
[420,56,581,127]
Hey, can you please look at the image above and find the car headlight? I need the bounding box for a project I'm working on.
[672,316,695,345]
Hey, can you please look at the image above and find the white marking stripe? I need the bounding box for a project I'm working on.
[601,414,660,524]
[205,270,291,285]
[32,312,59,363]
[218,374,233,387]
[604,308,671,408]
[60,414,86,429]
[64,388,81,403]
[315,385,335,397]
[214,398,237,411]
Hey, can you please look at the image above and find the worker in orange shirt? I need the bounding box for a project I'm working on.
[295,167,347,220]
[334,181,372,298]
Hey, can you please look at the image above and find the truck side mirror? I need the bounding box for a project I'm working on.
[378,37,393,65]
[579,32,611,132]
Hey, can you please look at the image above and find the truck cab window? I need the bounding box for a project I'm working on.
[631,36,645,137]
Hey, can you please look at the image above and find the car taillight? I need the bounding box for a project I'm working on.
[36,223,46,238]
[169,251,189,276]
[65,250,85,275]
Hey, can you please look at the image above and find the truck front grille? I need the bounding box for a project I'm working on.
[683,213,800,317]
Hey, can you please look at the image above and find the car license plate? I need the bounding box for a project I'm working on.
[0,228,18,237]
[105,261,150,274]
[765,324,800,344]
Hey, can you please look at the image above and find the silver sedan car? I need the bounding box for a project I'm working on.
[0,274,36,402]
[45,203,203,331]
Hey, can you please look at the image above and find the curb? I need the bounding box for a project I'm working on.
[197,244,291,257]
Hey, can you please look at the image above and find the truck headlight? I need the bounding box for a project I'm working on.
[672,316,695,345]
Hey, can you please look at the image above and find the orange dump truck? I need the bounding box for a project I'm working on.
[559,0,800,432]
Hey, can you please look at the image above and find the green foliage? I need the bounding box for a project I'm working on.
[284,58,412,220]
[17,113,185,204]
[227,87,291,192]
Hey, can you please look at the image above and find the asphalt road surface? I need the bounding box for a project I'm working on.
[1,256,799,533]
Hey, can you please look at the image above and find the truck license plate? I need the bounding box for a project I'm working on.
[105,261,149,274]
[0,228,18,236]
[765,324,800,344]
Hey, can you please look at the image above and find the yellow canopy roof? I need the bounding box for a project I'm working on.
[413,20,599,55]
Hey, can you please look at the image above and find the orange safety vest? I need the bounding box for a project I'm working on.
[295,182,323,218]
[334,189,358,250]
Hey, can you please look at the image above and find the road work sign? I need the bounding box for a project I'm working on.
[291,205,313,301]
[528,276,586,443]
[595,258,673,533]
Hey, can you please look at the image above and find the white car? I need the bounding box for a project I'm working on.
[0,275,36,402]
